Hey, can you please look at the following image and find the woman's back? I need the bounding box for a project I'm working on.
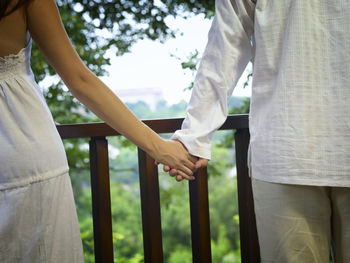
[0,1,27,58]
[0,2,84,261]
[0,0,69,190]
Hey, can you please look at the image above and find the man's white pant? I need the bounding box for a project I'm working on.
[252,178,350,263]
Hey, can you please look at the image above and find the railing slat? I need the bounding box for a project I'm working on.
[89,136,114,263]
[189,168,212,263]
[138,149,164,263]
[234,128,260,263]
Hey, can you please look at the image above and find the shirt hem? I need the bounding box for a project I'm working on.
[251,174,350,188]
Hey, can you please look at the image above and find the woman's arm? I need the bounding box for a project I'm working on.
[26,0,196,179]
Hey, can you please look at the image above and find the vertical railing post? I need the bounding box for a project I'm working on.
[189,168,212,263]
[234,128,260,263]
[138,149,164,263]
[89,136,114,263]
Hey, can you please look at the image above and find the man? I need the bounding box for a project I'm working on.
[166,0,350,262]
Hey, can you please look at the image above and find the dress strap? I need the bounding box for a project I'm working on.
[25,31,32,46]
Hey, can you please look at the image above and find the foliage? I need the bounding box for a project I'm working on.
[171,49,201,91]
[72,131,242,262]
[30,0,216,180]
[62,96,245,262]
[31,0,215,84]
[31,0,216,127]
[62,95,248,262]
[126,99,188,119]
[218,98,250,148]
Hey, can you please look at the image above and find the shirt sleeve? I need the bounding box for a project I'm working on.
[172,0,256,160]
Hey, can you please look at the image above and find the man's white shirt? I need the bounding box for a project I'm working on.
[172,0,350,187]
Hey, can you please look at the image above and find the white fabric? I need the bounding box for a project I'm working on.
[0,173,84,262]
[252,178,350,263]
[0,33,69,190]
[0,34,83,261]
[172,0,350,187]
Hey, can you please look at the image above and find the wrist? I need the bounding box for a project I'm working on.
[143,129,164,159]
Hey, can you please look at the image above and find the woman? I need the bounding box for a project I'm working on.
[0,0,196,261]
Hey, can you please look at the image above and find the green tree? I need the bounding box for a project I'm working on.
[31,0,216,131]
[30,0,217,179]
[32,0,216,83]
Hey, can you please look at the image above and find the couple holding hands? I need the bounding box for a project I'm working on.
[1,0,350,262]
[0,0,207,261]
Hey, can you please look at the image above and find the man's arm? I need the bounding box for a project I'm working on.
[165,0,256,181]
[172,0,256,163]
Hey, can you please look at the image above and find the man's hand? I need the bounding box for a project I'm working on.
[163,158,209,182]
[154,140,198,180]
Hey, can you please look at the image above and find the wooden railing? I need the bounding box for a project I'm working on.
[57,114,260,263]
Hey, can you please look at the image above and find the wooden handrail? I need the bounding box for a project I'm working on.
[57,114,249,139]
[57,114,260,263]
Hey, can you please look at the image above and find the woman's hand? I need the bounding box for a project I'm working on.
[152,139,197,180]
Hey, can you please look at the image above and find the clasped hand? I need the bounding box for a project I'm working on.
[154,139,208,181]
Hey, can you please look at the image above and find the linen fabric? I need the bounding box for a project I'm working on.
[0,33,84,261]
[0,173,84,262]
[0,33,69,190]
[172,0,350,187]
[252,178,350,263]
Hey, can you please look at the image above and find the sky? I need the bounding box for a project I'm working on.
[100,13,252,105]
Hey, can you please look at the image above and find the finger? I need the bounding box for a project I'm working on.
[176,175,184,182]
[177,169,195,181]
[177,164,194,177]
[169,169,178,177]
[154,161,159,165]
[163,165,171,172]
[182,158,196,172]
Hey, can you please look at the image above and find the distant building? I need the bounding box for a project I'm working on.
[114,88,164,110]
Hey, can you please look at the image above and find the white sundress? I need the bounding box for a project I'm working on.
[0,33,84,262]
